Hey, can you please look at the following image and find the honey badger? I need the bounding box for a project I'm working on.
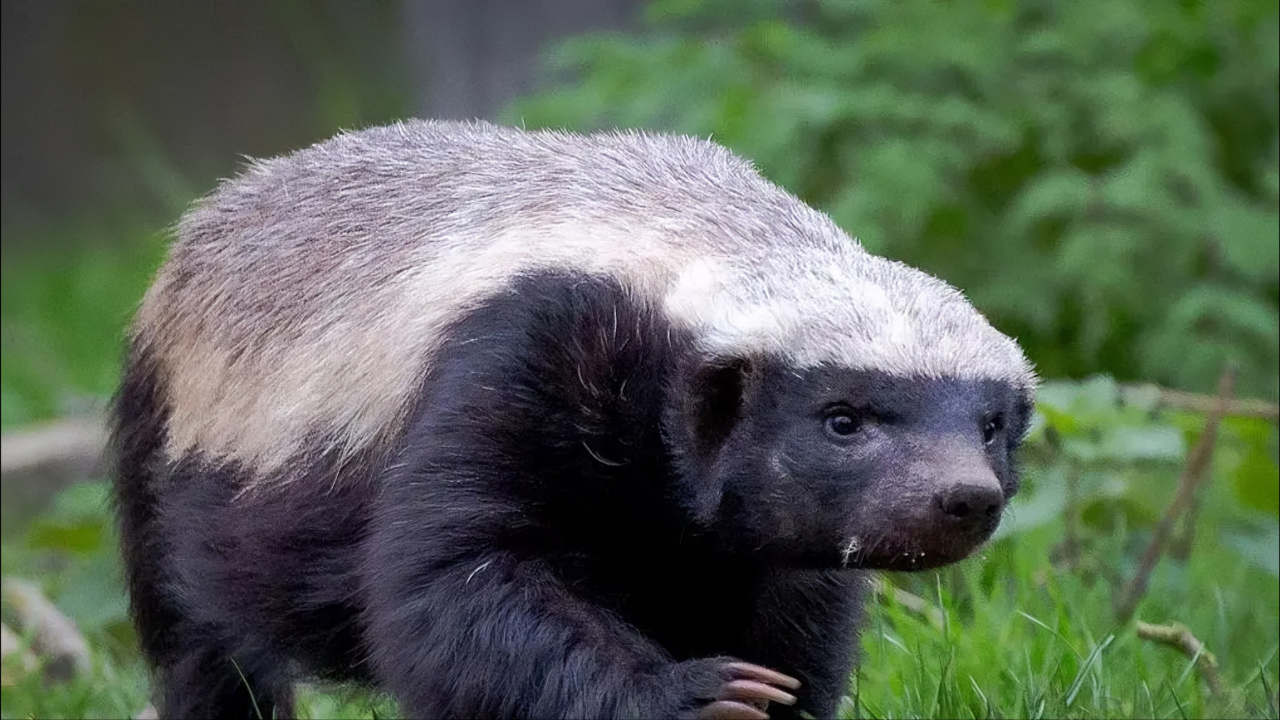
[112,120,1036,719]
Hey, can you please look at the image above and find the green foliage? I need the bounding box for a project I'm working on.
[860,524,1279,719]
[508,0,1280,400]
[0,218,169,430]
[1023,376,1280,579]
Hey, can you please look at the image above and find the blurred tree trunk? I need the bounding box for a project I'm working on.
[404,0,643,121]
[2,0,641,235]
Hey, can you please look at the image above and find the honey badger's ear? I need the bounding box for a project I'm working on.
[683,357,754,455]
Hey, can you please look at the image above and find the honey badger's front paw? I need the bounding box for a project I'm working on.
[674,659,800,719]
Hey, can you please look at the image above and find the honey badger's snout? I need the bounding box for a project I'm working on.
[937,479,1005,525]
[830,428,1017,572]
[913,443,1008,554]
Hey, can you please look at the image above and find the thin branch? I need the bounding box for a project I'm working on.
[1,578,91,681]
[1114,365,1236,624]
[1122,383,1278,422]
[1136,621,1225,697]
[0,415,106,478]
[1169,493,1201,562]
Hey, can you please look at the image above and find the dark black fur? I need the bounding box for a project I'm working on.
[113,272,1030,719]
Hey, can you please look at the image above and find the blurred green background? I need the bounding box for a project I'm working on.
[1,1,1276,718]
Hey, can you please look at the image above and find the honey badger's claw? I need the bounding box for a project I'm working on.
[698,699,770,720]
[719,679,798,706]
[722,662,802,690]
[696,662,802,718]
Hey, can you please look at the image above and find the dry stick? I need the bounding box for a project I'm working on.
[1169,492,1201,562]
[1135,621,1226,697]
[0,414,107,479]
[1137,385,1279,422]
[1151,377,1274,560]
[0,579,91,681]
[1114,365,1237,624]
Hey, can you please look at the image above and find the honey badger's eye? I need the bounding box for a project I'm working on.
[825,412,862,438]
[983,413,1005,445]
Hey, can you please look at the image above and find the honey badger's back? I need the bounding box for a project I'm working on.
[133,119,850,479]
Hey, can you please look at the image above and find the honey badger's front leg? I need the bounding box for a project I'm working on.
[741,568,868,719]
[362,544,800,719]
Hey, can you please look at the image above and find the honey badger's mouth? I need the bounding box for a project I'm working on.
[835,525,999,571]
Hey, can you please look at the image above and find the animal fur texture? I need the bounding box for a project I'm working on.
[134,120,1031,476]
[114,119,1036,719]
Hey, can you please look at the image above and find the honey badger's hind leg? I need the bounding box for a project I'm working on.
[112,349,295,719]
[117,462,298,719]
[152,641,294,720]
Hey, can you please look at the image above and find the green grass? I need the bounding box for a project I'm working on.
[857,526,1279,719]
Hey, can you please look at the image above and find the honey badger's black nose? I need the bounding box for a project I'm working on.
[937,483,1004,523]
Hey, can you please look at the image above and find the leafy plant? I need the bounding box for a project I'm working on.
[509,0,1280,400]
[1010,376,1279,577]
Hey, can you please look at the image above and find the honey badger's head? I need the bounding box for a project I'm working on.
[663,253,1036,571]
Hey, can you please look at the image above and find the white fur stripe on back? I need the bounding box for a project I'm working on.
[137,120,1035,478]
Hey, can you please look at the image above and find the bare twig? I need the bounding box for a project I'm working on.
[1,415,108,533]
[1,579,91,681]
[1135,621,1225,697]
[1122,383,1278,422]
[1169,493,1201,562]
[1114,366,1236,623]
[0,415,106,479]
